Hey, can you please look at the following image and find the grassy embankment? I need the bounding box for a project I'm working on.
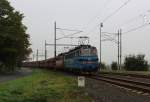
[0,69,91,102]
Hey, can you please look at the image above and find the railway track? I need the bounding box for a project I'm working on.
[98,72,150,79]
[90,74,150,94]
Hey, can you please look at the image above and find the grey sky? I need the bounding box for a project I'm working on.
[9,0,150,64]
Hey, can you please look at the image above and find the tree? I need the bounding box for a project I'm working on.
[100,62,107,70]
[124,54,148,71]
[111,62,118,70]
[0,0,31,72]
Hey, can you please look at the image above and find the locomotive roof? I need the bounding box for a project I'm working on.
[58,45,96,56]
[69,45,96,51]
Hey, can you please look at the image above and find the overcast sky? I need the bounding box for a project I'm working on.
[9,0,150,64]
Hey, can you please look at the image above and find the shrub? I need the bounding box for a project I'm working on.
[124,54,149,71]
[111,62,118,70]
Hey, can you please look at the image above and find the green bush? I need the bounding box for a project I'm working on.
[111,62,118,70]
[99,62,107,70]
[124,54,149,71]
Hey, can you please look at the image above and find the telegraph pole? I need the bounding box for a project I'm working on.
[33,54,35,61]
[45,40,47,60]
[36,49,39,61]
[99,23,103,70]
[118,30,120,70]
[54,22,56,59]
[120,29,122,70]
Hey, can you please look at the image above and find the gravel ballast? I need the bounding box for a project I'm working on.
[84,78,150,102]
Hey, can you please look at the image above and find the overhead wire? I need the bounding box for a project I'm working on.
[86,24,99,35]
[83,0,112,31]
[58,28,66,36]
[123,23,150,34]
[119,14,143,28]
[85,0,132,36]
[102,38,118,43]
[57,28,82,32]
[115,9,150,35]
[102,32,118,35]
[119,10,150,28]
[56,26,83,40]
[56,31,83,40]
[102,33,117,39]
[102,33,118,43]
[102,0,132,23]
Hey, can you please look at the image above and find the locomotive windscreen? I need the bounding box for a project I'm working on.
[81,47,97,56]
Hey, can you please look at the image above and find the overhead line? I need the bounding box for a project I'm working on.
[62,37,80,39]
[119,14,143,28]
[57,28,82,32]
[86,24,99,35]
[102,34,118,44]
[83,0,112,31]
[86,0,131,36]
[102,0,132,23]
[102,33,117,40]
[123,23,150,34]
[82,0,112,36]
[119,10,150,28]
[102,32,118,35]
[58,29,66,36]
[56,31,83,40]
[46,44,78,46]
[101,38,118,44]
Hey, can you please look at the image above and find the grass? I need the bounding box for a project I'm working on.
[0,69,91,102]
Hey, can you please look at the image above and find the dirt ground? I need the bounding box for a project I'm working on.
[85,78,150,102]
[0,68,32,83]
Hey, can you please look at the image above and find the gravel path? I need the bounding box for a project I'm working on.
[0,68,32,83]
[85,78,150,102]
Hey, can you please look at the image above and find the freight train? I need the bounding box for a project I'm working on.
[23,45,99,72]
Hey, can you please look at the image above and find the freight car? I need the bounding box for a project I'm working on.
[23,45,99,72]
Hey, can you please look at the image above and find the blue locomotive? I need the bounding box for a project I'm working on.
[63,45,99,72]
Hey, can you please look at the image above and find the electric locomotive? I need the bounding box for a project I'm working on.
[64,45,99,72]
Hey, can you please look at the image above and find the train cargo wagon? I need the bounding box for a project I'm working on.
[55,59,64,69]
[55,56,64,70]
[47,58,55,69]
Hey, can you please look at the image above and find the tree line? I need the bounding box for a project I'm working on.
[101,54,149,71]
[0,0,31,72]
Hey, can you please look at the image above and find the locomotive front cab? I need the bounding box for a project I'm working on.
[64,45,99,72]
[78,46,99,72]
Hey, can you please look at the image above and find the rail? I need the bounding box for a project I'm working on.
[89,74,150,94]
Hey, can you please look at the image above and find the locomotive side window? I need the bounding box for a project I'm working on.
[80,47,97,56]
